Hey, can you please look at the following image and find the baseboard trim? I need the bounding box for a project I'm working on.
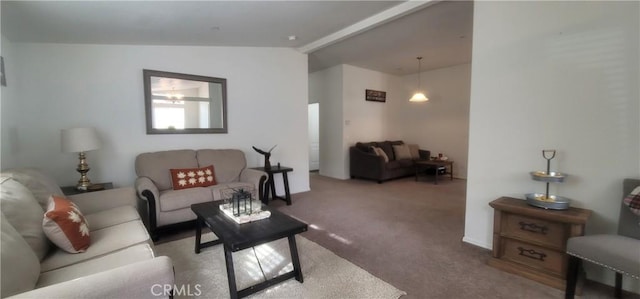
[462,236,491,250]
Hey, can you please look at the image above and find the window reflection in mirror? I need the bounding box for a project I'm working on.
[143,70,227,134]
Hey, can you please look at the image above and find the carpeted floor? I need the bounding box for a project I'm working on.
[269,174,639,299]
[157,173,638,298]
[155,233,406,299]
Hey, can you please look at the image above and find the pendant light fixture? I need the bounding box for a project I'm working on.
[409,57,429,102]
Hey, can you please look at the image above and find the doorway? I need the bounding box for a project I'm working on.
[308,103,319,171]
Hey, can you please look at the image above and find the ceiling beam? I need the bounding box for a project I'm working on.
[297,0,440,54]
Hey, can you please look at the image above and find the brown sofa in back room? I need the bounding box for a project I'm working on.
[350,140,430,183]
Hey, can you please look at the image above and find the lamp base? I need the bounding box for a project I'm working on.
[76,151,93,190]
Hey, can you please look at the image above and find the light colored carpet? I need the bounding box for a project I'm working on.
[155,233,406,299]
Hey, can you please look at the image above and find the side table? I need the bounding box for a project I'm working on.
[414,160,454,184]
[251,166,293,205]
[488,197,591,292]
[61,182,113,196]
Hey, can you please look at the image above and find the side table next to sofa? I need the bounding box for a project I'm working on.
[251,165,293,205]
[415,160,454,184]
[61,182,113,196]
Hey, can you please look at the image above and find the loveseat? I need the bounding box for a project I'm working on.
[0,168,173,298]
[350,140,430,183]
[134,149,267,239]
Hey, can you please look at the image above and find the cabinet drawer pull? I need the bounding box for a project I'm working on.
[518,221,548,234]
[517,246,547,261]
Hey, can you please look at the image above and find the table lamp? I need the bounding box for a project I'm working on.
[61,127,101,190]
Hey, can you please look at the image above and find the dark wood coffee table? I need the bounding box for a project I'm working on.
[191,202,308,299]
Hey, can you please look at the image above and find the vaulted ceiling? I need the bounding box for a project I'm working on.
[1,1,473,75]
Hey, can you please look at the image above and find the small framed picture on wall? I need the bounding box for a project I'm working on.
[365,89,386,102]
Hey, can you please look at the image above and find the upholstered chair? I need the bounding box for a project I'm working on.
[565,178,640,298]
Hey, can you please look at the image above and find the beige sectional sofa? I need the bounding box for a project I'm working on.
[134,149,267,239]
[0,168,174,299]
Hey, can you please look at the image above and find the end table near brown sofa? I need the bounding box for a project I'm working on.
[415,160,453,184]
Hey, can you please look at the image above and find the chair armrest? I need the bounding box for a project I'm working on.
[68,187,137,215]
[349,147,385,179]
[135,177,161,237]
[8,257,174,299]
[135,177,160,203]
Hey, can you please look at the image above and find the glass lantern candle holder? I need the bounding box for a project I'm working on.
[232,189,252,216]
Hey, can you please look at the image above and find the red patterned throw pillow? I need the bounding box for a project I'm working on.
[43,195,90,253]
[170,165,217,190]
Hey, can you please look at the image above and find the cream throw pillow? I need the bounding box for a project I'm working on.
[408,144,421,160]
[393,144,412,160]
[0,177,51,260]
[3,168,65,212]
[1,214,41,298]
[371,146,389,162]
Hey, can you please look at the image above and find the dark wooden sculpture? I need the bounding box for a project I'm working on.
[252,145,276,169]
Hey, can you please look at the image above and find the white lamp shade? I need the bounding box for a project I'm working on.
[409,92,429,102]
[61,127,101,153]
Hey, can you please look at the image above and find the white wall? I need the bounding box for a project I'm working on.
[393,64,471,178]
[310,65,344,179]
[0,42,310,195]
[0,35,18,170]
[343,64,400,146]
[466,1,639,292]
[311,63,471,180]
[307,103,320,171]
[310,64,404,180]
[342,65,402,178]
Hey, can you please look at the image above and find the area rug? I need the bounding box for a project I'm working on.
[155,233,406,298]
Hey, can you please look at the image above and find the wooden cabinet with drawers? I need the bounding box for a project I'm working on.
[488,197,591,290]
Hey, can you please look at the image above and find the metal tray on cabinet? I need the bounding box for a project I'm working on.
[530,171,566,183]
[525,193,570,210]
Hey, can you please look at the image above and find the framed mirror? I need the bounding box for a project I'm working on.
[143,69,227,134]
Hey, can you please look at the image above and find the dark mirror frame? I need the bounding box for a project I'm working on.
[143,69,228,134]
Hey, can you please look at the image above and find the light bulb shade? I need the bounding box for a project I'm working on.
[61,127,101,153]
[409,92,429,102]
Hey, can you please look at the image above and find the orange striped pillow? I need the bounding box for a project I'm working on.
[42,195,90,253]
